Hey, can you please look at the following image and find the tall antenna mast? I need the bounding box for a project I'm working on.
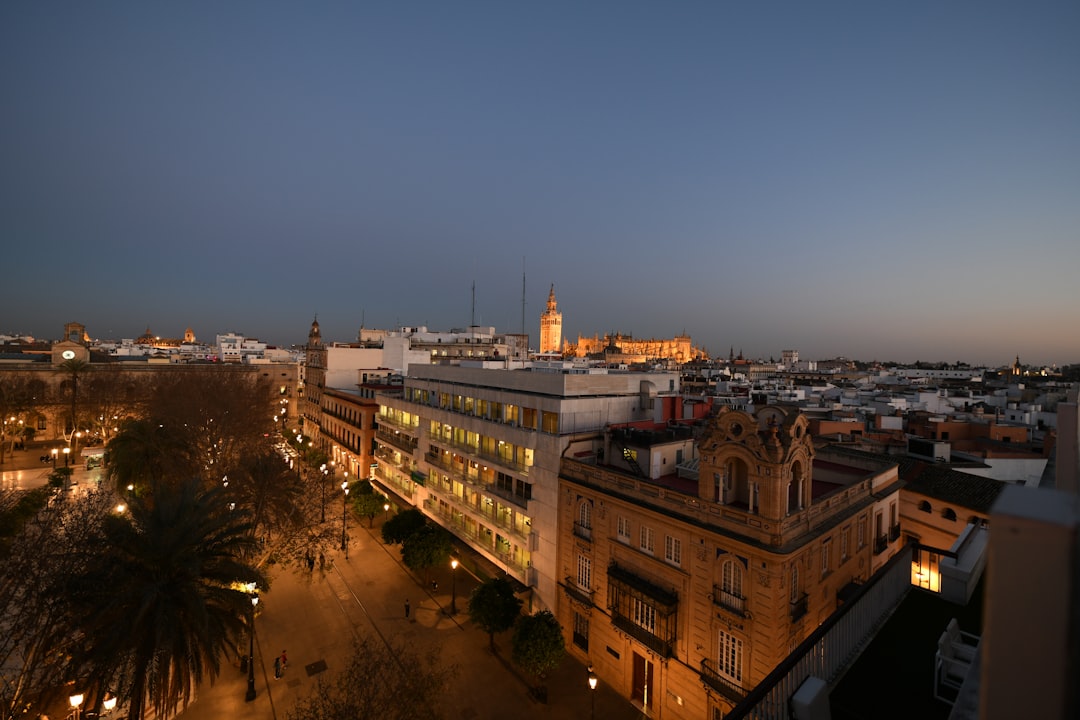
[521,257,526,338]
[471,281,476,328]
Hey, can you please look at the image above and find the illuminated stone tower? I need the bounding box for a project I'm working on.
[539,284,562,355]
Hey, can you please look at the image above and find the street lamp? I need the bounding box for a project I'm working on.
[63,446,71,467]
[320,464,328,522]
[588,665,598,720]
[341,481,350,557]
[245,585,259,702]
[450,558,459,615]
[51,448,58,468]
[69,692,84,720]
[102,693,117,714]
[383,502,390,523]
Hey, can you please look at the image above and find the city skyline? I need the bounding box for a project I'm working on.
[3,3,1078,367]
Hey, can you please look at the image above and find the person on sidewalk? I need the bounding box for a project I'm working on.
[405,599,410,618]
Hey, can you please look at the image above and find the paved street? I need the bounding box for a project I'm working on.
[2,447,639,718]
[177,514,640,720]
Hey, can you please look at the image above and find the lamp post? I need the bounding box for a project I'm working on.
[51,448,58,468]
[102,693,117,714]
[63,446,71,467]
[320,464,328,522]
[450,558,459,615]
[245,586,259,702]
[69,692,84,720]
[588,665,598,720]
[383,502,390,523]
[341,480,350,557]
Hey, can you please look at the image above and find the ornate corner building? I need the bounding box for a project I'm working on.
[556,406,903,719]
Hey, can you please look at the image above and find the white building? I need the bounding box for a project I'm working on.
[373,363,681,611]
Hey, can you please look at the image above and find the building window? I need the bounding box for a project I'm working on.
[577,554,592,591]
[640,526,655,555]
[790,565,799,603]
[573,611,589,651]
[617,516,631,543]
[722,559,743,600]
[664,536,681,567]
[857,516,867,548]
[943,508,957,521]
[578,500,592,528]
[821,539,831,576]
[717,629,744,684]
[840,526,850,562]
[918,500,932,513]
[632,597,656,633]
[541,411,559,434]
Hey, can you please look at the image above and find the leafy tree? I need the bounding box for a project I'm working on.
[57,358,91,437]
[400,524,452,583]
[105,418,197,492]
[467,577,523,651]
[350,480,385,527]
[0,373,36,465]
[511,610,565,702]
[287,636,454,720]
[65,476,263,720]
[0,489,114,719]
[381,507,427,545]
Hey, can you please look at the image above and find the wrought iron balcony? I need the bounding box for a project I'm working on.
[874,534,889,555]
[790,592,808,622]
[699,658,746,704]
[573,522,592,542]
[889,524,901,542]
[712,585,749,617]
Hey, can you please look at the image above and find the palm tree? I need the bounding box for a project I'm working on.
[105,418,197,493]
[66,476,263,720]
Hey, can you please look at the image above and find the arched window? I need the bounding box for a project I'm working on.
[943,508,957,521]
[918,500,932,513]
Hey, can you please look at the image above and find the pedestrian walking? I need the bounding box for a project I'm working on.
[280,650,288,673]
[405,599,411,618]
[319,552,325,570]
[431,580,438,593]
[274,656,281,679]
[306,553,315,572]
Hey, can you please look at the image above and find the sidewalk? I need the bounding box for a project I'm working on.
[177,515,640,720]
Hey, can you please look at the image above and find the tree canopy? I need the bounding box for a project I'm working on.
[467,577,523,651]
[400,524,452,581]
[287,636,454,720]
[511,610,565,694]
[381,507,427,545]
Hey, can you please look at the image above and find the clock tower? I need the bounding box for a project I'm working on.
[51,321,90,365]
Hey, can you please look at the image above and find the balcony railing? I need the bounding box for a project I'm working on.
[874,534,889,555]
[889,524,901,542]
[699,658,746,704]
[612,614,674,658]
[562,577,594,606]
[376,426,417,453]
[573,522,592,542]
[713,585,748,616]
[789,592,808,622]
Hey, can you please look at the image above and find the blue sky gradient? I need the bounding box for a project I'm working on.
[3,2,1077,365]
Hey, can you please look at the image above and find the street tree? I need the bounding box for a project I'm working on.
[65,475,263,720]
[0,373,36,465]
[511,610,565,703]
[105,418,198,492]
[287,636,454,720]
[350,480,384,527]
[400,524,452,583]
[57,358,90,438]
[381,507,427,545]
[467,576,523,652]
[0,489,113,719]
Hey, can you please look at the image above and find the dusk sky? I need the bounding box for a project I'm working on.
[3,2,1078,366]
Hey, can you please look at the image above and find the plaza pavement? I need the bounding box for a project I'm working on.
[1,446,640,719]
[177,513,641,720]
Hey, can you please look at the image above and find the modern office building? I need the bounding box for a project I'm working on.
[371,362,688,610]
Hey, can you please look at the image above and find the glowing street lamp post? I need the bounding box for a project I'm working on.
[450,558,459,615]
[340,480,350,558]
[588,665,598,720]
[245,586,259,702]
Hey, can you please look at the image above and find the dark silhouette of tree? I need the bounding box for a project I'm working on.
[467,577,523,652]
[350,480,385,527]
[105,418,197,492]
[287,637,454,720]
[400,524,452,583]
[57,358,90,436]
[381,507,427,545]
[0,489,114,719]
[66,476,263,720]
[511,610,565,703]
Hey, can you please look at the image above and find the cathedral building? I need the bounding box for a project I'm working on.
[567,332,708,364]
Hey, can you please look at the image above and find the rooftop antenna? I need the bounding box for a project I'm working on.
[521,257,526,338]
[471,280,476,328]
